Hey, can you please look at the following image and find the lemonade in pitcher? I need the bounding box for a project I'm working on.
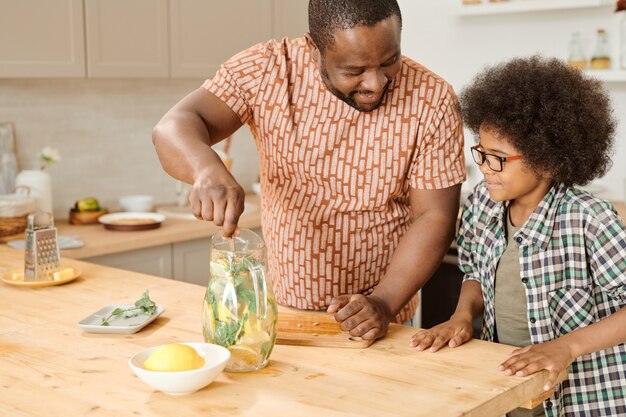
[202,229,277,372]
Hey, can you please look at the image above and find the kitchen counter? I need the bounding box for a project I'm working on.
[2,197,623,261]
[0,195,262,259]
[0,246,563,417]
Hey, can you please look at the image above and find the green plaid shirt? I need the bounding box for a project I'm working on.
[458,181,626,417]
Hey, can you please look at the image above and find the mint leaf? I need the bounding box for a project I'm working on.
[98,290,157,326]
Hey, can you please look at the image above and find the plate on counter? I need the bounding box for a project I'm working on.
[1,267,82,288]
[78,304,165,334]
[98,212,165,231]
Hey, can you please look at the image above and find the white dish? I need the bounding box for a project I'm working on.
[78,304,165,334]
[129,343,230,395]
[98,212,165,231]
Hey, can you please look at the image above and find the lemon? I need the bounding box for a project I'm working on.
[227,344,259,370]
[143,344,205,372]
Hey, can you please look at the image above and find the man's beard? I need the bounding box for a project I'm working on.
[319,65,389,112]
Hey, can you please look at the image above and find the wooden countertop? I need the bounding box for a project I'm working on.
[0,246,562,417]
[0,195,262,259]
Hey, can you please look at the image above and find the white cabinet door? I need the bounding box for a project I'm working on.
[86,245,173,279]
[0,0,85,77]
[169,0,273,78]
[84,0,168,78]
[172,238,211,286]
[273,0,309,40]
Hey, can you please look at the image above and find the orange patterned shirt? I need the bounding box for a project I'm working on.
[203,37,465,322]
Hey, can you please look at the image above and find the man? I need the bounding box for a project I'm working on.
[152,0,465,340]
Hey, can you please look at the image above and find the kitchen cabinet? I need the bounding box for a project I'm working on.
[0,0,85,77]
[169,0,274,78]
[86,245,173,279]
[0,0,309,79]
[172,238,210,285]
[84,242,203,283]
[84,0,169,78]
[87,232,262,286]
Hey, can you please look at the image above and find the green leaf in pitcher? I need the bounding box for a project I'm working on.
[215,320,240,347]
[237,287,258,314]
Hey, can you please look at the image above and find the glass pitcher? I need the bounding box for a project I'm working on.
[202,229,277,372]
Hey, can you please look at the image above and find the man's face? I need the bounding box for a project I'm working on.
[310,16,402,112]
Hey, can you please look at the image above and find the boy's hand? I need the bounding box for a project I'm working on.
[499,339,575,391]
[409,314,473,352]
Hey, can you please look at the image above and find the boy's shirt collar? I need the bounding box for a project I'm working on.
[486,183,567,251]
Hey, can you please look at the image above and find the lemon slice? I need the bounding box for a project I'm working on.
[209,260,230,278]
[227,344,259,369]
[143,344,205,372]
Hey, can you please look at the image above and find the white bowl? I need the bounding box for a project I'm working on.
[119,195,154,212]
[128,342,230,395]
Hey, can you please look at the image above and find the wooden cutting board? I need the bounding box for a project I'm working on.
[276,307,374,348]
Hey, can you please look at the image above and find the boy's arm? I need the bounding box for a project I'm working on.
[499,307,626,391]
[409,279,484,351]
[500,208,626,390]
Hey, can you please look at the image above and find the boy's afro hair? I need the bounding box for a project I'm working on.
[461,55,616,186]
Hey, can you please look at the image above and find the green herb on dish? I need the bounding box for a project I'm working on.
[99,290,157,326]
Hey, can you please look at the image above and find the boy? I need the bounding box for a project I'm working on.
[409,56,626,417]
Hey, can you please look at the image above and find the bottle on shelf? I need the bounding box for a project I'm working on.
[567,32,587,70]
[618,0,626,69]
[590,29,611,70]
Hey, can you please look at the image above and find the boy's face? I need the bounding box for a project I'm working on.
[477,125,551,206]
[307,16,402,112]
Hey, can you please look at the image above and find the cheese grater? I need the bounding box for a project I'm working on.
[24,212,60,281]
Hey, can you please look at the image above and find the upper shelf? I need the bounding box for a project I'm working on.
[458,0,614,16]
[584,69,626,83]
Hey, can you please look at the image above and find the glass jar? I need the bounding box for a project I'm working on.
[591,28,611,70]
[619,11,626,69]
[202,229,277,372]
[567,32,587,70]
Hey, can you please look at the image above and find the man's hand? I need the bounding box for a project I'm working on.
[327,294,392,340]
[189,166,245,237]
[409,314,474,352]
[498,339,575,391]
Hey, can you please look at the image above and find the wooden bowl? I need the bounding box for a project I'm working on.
[69,209,108,225]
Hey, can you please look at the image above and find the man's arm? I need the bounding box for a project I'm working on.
[373,184,461,316]
[152,88,245,236]
[328,184,461,339]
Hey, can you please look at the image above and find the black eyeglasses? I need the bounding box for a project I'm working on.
[470,145,522,173]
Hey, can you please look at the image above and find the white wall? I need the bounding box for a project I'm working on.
[399,0,626,201]
[0,78,260,218]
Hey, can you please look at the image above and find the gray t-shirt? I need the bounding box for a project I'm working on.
[495,210,545,417]
[494,212,530,347]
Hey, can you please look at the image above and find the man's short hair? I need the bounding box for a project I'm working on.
[308,0,402,53]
